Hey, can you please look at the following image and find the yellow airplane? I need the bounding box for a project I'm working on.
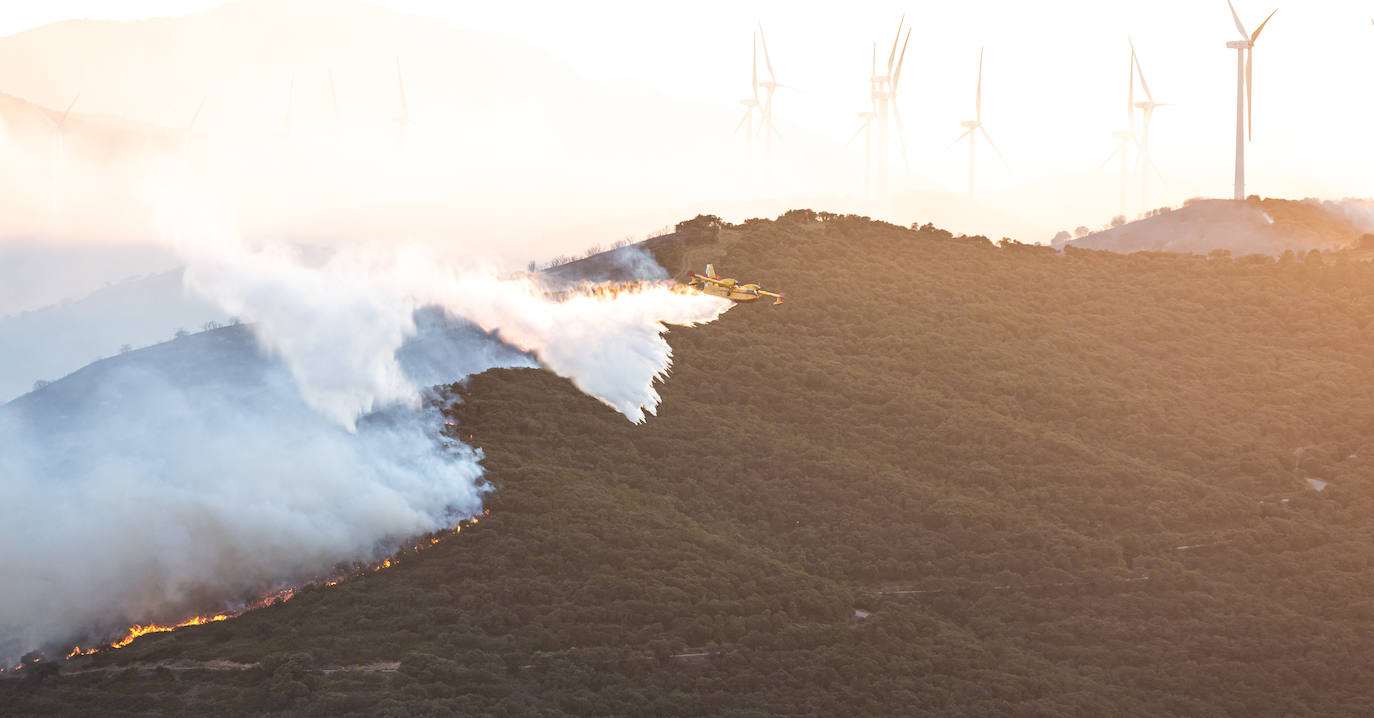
[686,264,784,305]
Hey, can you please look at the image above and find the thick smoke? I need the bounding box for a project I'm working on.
[170,213,730,424]
[0,207,731,660]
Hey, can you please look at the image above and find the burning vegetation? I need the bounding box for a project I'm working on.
[3,509,490,673]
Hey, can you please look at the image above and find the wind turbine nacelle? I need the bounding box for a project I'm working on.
[1225,40,1251,49]
[960,120,979,129]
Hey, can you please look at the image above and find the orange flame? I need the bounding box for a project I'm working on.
[57,511,489,662]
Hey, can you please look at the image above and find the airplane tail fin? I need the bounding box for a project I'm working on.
[705,263,717,279]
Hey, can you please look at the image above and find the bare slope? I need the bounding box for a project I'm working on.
[1065,197,1364,255]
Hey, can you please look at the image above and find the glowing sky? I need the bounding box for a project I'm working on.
[4,0,1372,211]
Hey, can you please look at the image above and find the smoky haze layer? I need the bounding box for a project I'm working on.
[0,324,500,658]
[0,217,729,660]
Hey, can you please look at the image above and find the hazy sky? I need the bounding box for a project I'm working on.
[4,1,1373,208]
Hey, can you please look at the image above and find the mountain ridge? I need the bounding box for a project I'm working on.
[7,213,1374,716]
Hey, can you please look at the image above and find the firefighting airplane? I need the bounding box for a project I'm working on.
[685,264,784,305]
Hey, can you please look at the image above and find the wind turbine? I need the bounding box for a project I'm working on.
[1099,44,1138,217]
[867,18,912,198]
[847,43,879,196]
[184,95,207,151]
[755,23,791,160]
[1223,1,1276,201]
[31,94,79,215]
[733,32,761,160]
[948,47,1007,196]
[1131,39,1167,211]
[329,69,341,130]
[284,78,295,139]
[393,56,409,149]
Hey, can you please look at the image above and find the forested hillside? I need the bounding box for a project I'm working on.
[8,212,1374,716]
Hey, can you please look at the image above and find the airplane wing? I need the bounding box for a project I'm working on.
[756,290,785,305]
[689,272,730,287]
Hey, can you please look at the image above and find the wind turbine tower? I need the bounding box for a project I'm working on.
[755,23,786,160]
[31,95,79,215]
[949,47,1007,196]
[329,69,341,129]
[734,32,761,160]
[394,57,410,148]
[284,78,295,139]
[1100,46,1137,217]
[847,70,877,196]
[1223,1,1276,201]
[868,18,911,198]
[183,95,207,152]
[1131,40,1167,211]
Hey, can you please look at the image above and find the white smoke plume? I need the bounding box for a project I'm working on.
[168,205,732,425]
[0,202,731,660]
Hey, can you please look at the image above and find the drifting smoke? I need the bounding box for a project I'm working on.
[0,204,731,660]
[1306,197,1374,235]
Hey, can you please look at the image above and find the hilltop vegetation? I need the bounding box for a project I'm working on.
[8,213,1374,716]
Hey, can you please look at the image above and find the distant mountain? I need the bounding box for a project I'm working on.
[1062,197,1365,255]
[2,300,535,409]
[0,269,221,402]
[0,238,181,318]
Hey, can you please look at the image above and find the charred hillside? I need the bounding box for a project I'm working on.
[9,213,1374,716]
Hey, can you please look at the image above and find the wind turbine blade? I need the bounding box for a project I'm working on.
[58,95,80,128]
[892,100,910,174]
[976,46,984,122]
[395,57,408,116]
[1132,41,1154,103]
[756,93,773,139]
[1246,48,1253,141]
[1225,0,1250,39]
[757,23,776,82]
[946,129,973,152]
[330,69,340,124]
[980,126,1009,168]
[771,123,782,141]
[735,109,752,134]
[1099,141,1124,170]
[871,41,876,78]
[846,122,867,146]
[1251,9,1276,42]
[31,103,57,129]
[887,15,905,75]
[752,32,759,104]
[1128,47,1135,133]
[892,28,912,93]
[1149,157,1165,180]
[188,95,207,131]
